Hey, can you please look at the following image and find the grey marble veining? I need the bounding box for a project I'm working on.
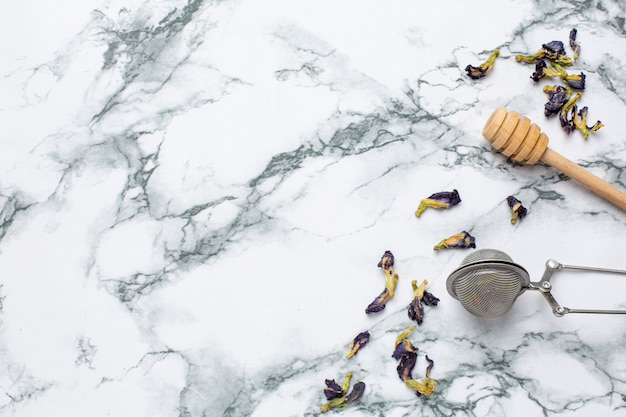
[1,0,626,416]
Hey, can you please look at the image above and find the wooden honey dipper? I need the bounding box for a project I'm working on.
[483,107,626,211]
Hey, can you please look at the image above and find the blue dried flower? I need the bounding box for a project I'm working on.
[433,231,476,251]
[542,41,566,59]
[377,250,394,269]
[415,189,461,217]
[516,40,572,66]
[366,251,399,314]
[569,28,580,61]
[344,381,366,404]
[465,49,500,80]
[397,351,417,380]
[506,196,527,224]
[392,326,437,397]
[346,331,370,358]
[407,279,440,325]
[573,106,604,139]
[324,379,345,400]
[531,60,548,82]
[563,71,585,90]
[320,372,366,412]
[543,85,569,117]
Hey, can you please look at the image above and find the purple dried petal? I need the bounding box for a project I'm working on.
[428,189,462,206]
[434,231,476,250]
[377,250,394,269]
[542,40,566,59]
[506,196,527,224]
[347,331,370,358]
[407,297,424,325]
[324,379,344,400]
[544,86,568,117]
[422,291,440,306]
[396,351,417,381]
[344,381,366,404]
[392,338,418,360]
[365,288,389,314]
[564,72,585,89]
[531,60,547,82]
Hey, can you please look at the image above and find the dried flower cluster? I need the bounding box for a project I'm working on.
[365,250,399,314]
[516,29,603,139]
[393,326,437,396]
[320,372,366,412]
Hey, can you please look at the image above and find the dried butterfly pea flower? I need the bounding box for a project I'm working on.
[365,251,399,314]
[559,92,583,134]
[570,28,580,61]
[506,196,527,224]
[465,49,500,79]
[346,331,370,358]
[573,106,604,139]
[516,40,573,66]
[407,279,440,325]
[532,62,586,90]
[433,231,476,251]
[343,381,365,404]
[543,85,570,117]
[397,350,417,380]
[393,326,437,397]
[392,325,417,360]
[415,189,461,217]
[404,355,437,397]
[324,378,345,400]
[320,372,366,412]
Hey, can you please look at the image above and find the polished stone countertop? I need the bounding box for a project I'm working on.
[1,1,626,416]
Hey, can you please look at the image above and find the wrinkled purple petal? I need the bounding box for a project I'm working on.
[531,60,547,82]
[564,72,585,89]
[365,289,389,314]
[422,291,440,306]
[407,297,424,325]
[392,339,418,360]
[347,331,370,357]
[544,86,568,117]
[542,40,566,58]
[344,381,366,404]
[396,351,417,381]
[324,379,344,400]
[428,189,461,206]
[377,250,394,269]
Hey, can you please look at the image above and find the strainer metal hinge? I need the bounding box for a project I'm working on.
[529,259,626,317]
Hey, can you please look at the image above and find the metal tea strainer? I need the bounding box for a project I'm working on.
[446,249,626,317]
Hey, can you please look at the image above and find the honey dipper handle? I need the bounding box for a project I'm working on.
[541,148,626,211]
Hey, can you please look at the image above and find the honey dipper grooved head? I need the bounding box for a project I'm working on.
[482,107,549,164]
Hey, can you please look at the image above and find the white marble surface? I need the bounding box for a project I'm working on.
[2,1,626,416]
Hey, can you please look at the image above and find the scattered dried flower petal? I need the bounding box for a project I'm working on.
[324,379,345,401]
[465,49,500,79]
[365,251,399,314]
[559,92,583,134]
[573,106,604,139]
[433,231,476,251]
[506,196,527,224]
[406,279,438,325]
[404,355,437,397]
[321,372,365,412]
[415,189,461,217]
[543,85,570,117]
[569,28,580,61]
[516,40,572,66]
[392,327,437,397]
[344,381,366,404]
[346,331,370,358]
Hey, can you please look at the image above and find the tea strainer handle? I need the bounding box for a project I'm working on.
[529,259,626,317]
